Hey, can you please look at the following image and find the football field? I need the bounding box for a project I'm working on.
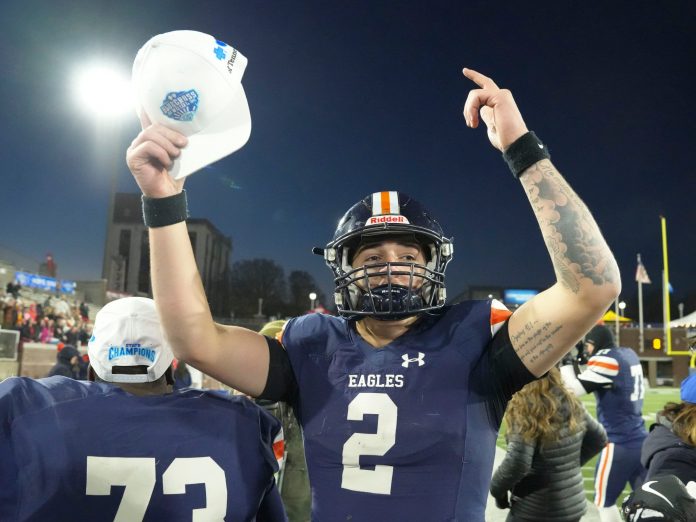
[496,386,681,507]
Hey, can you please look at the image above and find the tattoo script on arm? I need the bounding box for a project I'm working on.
[511,319,564,366]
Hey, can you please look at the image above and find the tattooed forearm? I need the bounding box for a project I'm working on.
[519,159,619,293]
[511,319,564,364]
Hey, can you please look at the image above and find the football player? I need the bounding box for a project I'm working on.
[126,67,621,520]
[0,297,285,521]
[561,324,648,522]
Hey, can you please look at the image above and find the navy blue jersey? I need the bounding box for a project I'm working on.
[0,376,284,522]
[281,300,534,522]
[580,347,647,444]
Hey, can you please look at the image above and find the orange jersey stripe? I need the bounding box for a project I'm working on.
[273,439,285,462]
[490,307,512,325]
[595,443,612,506]
[588,360,620,371]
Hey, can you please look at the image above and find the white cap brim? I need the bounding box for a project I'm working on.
[169,84,250,179]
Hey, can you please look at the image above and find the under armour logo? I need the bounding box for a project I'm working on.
[402,352,425,368]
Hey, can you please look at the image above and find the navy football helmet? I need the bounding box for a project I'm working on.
[317,191,453,319]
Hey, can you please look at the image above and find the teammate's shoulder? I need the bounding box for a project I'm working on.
[587,351,620,377]
[189,390,282,429]
[443,298,511,335]
[0,376,116,413]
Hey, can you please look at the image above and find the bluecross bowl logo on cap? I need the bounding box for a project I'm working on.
[160,90,199,122]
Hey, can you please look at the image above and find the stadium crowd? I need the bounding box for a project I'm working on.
[2,283,92,346]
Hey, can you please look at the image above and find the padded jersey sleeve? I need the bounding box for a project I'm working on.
[561,351,616,395]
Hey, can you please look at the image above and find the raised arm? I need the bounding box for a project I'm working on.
[125,116,269,395]
[463,68,621,377]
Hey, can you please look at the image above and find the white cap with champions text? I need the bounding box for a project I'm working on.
[88,297,174,384]
[132,30,251,179]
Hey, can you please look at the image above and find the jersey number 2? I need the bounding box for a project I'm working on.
[86,456,226,521]
[341,392,397,495]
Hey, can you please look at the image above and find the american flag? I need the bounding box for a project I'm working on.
[635,259,651,284]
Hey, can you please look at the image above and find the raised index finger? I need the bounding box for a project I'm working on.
[462,68,499,90]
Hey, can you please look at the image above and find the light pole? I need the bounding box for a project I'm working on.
[616,300,626,345]
[71,63,132,292]
[309,292,317,311]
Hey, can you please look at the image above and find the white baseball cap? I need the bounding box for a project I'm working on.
[132,30,251,179]
[88,297,174,384]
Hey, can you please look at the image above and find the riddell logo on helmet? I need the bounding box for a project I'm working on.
[367,215,410,225]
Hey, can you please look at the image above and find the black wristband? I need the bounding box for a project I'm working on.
[502,131,550,178]
[142,190,189,228]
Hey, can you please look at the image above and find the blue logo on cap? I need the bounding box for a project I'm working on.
[160,90,199,122]
[89,334,95,343]
[214,46,226,60]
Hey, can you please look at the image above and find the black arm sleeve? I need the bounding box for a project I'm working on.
[483,320,538,427]
[257,337,299,404]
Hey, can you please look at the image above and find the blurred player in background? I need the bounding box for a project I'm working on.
[0,297,286,521]
[561,324,647,522]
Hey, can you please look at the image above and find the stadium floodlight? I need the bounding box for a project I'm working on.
[72,64,132,121]
[71,62,133,288]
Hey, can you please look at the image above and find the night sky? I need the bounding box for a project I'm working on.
[1,1,694,318]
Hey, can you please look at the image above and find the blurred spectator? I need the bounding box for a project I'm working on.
[490,367,607,522]
[46,344,80,379]
[20,317,38,342]
[63,322,79,346]
[78,323,92,346]
[172,360,192,390]
[257,319,311,522]
[2,297,18,329]
[5,281,21,299]
[77,354,89,380]
[39,318,54,343]
[51,296,71,319]
[79,301,89,322]
[561,324,647,522]
[0,296,286,520]
[641,374,696,486]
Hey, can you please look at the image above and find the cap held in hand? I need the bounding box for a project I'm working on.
[132,30,251,179]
